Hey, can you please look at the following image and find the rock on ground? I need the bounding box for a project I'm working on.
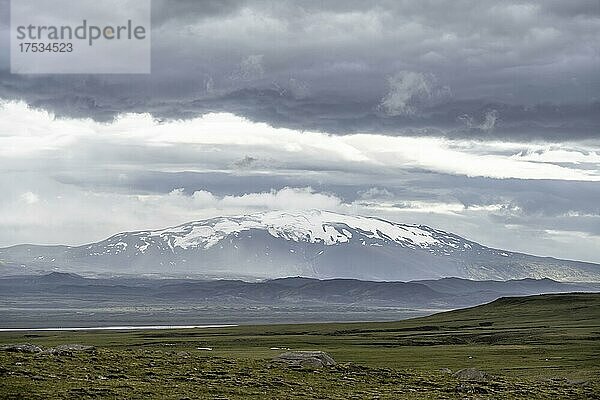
[1,343,97,355]
[48,344,96,355]
[272,351,336,369]
[0,344,42,353]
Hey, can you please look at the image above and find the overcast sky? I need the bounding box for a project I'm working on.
[0,0,599,263]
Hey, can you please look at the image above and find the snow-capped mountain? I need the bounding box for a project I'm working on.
[1,210,599,281]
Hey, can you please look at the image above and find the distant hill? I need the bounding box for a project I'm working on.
[405,292,600,329]
[0,273,597,308]
[412,276,594,296]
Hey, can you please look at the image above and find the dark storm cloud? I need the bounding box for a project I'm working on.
[1,0,599,140]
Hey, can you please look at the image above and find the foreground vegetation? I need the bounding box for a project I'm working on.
[1,293,599,399]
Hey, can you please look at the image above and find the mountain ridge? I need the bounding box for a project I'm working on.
[1,210,599,282]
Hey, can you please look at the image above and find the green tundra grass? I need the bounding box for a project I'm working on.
[1,293,599,399]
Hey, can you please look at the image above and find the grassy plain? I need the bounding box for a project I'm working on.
[0,293,598,399]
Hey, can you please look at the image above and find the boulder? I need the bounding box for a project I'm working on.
[46,344,96,355]
[272,351,336,369]
[0,343,42,353]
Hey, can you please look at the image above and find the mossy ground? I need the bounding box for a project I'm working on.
[1,293,599,399]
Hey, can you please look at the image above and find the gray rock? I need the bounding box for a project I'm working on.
[440,368,453,374]
[46,344,96,355]
[453,368,489,381]
[0,343,42,353]
[272,351,336,369]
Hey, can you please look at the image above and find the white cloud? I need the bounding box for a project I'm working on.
[354,200,512,216]
[511,147,600,164]
[20,191,39,204]
[220,187,341,210]
[343,134,600,181]
[0,185,344,246]
[1,100,598,182]
[0,100,93,156]
[160,186,342,212]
